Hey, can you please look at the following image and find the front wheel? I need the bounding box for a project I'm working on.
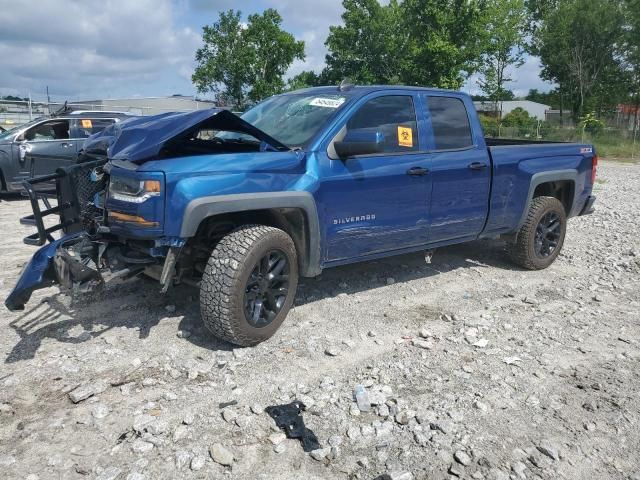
[200,225,298,346]
[506,196,567,270]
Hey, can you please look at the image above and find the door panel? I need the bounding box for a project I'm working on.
[318,93,433,263]
[423,95,491,242]
[318,152,432,262]
[428,148,491,241]
[22,119,78,178]
[28,139,78,177]
[8,143,33,188]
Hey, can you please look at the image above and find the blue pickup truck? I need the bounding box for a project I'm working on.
[5,85,597,346]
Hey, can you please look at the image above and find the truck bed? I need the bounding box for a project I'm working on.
[484,137,568,146]
[483,140,595,237]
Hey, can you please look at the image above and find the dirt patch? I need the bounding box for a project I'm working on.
[0,162,638,479]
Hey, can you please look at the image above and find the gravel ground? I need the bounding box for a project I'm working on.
[0,161,638,480]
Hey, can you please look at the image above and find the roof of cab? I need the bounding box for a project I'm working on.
[285,85,467,98]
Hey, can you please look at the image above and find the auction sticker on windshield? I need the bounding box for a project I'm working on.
[309,97,346,108]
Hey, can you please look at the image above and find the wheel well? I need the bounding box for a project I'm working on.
[188,208,312,276]
[0,169,6,191]
[533,180,574,215]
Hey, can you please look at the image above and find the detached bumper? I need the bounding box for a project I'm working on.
[5,234,83,311]
[579,195,596,216]
[5,233,161,312]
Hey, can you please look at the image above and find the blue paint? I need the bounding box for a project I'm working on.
[5,233,82,310]
[6,86,597,311]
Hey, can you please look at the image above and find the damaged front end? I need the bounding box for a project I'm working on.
[5,160,167,311]
[5,107,290,311]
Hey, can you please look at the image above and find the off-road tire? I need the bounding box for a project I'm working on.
[200,225,298,346]
[506,196,567,270]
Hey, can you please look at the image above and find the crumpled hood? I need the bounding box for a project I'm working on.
[82,109,289,164]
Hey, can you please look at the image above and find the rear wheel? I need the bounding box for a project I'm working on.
[506,196,567,270]
[200,225,298,346]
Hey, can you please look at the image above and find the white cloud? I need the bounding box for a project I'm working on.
[272,0,344,79]
[0,0,201,100]
[0,0,551,99]
[508,55,555,97]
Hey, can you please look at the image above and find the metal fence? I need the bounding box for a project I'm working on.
[0,99,216,129]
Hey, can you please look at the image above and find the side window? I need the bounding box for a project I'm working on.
[72,118,116,139]
[426,96,473,150]
[347,95,418,153]
[24,120,70,141]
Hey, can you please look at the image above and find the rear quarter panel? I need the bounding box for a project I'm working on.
[484,143,594,235]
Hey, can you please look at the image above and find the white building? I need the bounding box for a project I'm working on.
[72,95,218,116]
[473,100,551,121]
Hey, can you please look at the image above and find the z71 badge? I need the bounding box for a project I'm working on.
[333,214,376,225]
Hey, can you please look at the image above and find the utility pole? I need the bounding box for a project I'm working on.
[28,91,32,121]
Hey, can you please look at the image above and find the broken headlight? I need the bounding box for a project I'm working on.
[108,176,161,204]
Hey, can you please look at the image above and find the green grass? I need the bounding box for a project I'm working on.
[544,129,639,162]
[590,137,639,161]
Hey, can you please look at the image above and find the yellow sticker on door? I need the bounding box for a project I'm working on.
[397,126,413,147]
[81,119,93,129]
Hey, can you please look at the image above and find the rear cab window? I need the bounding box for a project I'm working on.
[346,95,418,153]
[426,96,473,150]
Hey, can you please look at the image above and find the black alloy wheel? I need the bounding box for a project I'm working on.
[200,224,299,346]
[244,250,290,327]
[506,196,567,270]
[534,212,561,258]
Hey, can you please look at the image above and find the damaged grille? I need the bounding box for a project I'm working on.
[69,163,107,231]
[20,158,108,246]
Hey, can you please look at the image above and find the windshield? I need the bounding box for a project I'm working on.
[226,93,351,148]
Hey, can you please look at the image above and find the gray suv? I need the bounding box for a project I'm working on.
[0,111,132,193]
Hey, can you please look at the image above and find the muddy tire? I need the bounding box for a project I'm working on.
[506,196,567,270]
[200,225,298,346]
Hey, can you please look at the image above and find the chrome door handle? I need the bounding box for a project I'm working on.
[468,162,488,170]
[407,166,429,176]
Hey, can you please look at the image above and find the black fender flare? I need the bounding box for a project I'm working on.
[516,169,578,231]
[180,192,322,277]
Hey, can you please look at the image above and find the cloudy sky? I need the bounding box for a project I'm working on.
[0,0,553,102]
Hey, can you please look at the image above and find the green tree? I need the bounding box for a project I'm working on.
[477,0,527,116]
[402,0,488,88]
[531,0,626,119]
[323,0,487,88]
[502,107,536,128]
[525,88,560,108]
[623,0,640,137]
[286,70,323,91]
[323,0,405,84]
[193,9,305,109]
[244,9,306,102]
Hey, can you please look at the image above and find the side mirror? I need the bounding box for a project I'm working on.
[334,129,384,159]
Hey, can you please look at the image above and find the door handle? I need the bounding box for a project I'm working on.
[61,142,74,148]
[468,162,488,170]
[407,166,429,176]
